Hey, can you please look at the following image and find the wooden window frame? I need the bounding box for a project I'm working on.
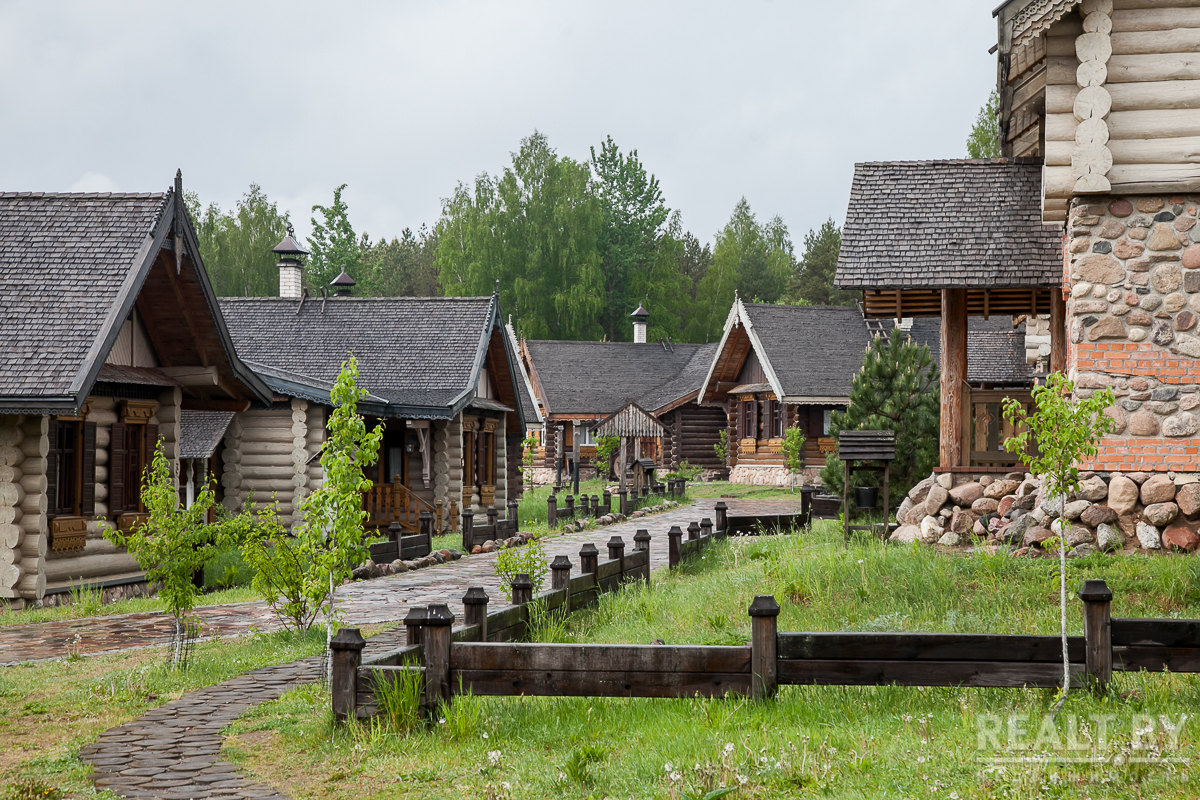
[109,421,158,516]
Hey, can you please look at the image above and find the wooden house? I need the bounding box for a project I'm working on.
[0,176,273,608]
[520,307,724,482]
[218,277,532,535]
[696,300,872,485]
[991,0,1200,473]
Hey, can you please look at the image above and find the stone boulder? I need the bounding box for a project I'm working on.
[937,531,961,547]
[1096,523,1124,552]
[1178,483,1200,517]
[897,497,913,525]
[1107,474,1139,516]
[1063,500,1091,520]
[948,482,984,506]
[1144,502,1180,526]
[889,525,922,544]
[1066,526,1095,547]
[1081,504,1118,527]
[919,515,944,544]
[984,480,1020,499]
[972,497,999,514]
[950,509,978,534]
[1136,521,1162,549]
[998,496,1015,517]
[1163,521,1200,552]
[1040,494,1063,518]
[1077,476,1109,501]
[1013,493,1038,512]
[1069,543,1099,558]
[923,485,950,517]
[1141,474,1176,505]
[1003,515,1037,545]
[1022,526,1056,548]
[908,476,935,504]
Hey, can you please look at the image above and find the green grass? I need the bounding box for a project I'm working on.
[223,521,1200,799]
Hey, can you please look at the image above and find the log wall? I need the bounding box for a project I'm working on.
[0,414,26,602]
[660,403,726,471]
[231,405,300,523]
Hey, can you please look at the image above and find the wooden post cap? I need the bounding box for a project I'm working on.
[551,554,572,570]
[388,521,402,537]
[1078,579,1113,602]
[668,525,682,538]
[425,603,455,626]
[419,511,432,521]
[633,529,650,545]
[714,501,728,511]
[511,573,532,590]
[404,606,428,625]
[700,518,713,531]
[579,542,599,558]
[329,628,365,651]
[687,522,701,539]
[462,586,489,606]
[607,535,625,550]
[748,595,781,617]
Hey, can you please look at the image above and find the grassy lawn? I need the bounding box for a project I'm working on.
[218,521,1200,799]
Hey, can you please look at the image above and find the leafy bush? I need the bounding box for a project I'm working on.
[593,435,619,477]
[713,429,728,466]
[781,426,805,489]
[494,537,548,601]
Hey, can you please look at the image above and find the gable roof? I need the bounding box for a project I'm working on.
[218,295,527,424]
[179,410,235,459]
[700,301,872,404]
[0,189,271,413]
[905,316,1032,385]
[524,340,716,418]
[835,159,1062,291]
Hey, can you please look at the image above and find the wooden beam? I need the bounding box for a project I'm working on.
[1050,290,1067,374]
[162,253,211,368]
[940,290,968,469]
[134,297,173,368]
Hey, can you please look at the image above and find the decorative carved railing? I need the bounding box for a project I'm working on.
[363,478,437,534]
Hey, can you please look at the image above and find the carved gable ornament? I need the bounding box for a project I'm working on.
[120,400,158,424]
[1007,0,1081,52]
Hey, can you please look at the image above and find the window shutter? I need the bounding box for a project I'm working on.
[748,401,759,440]
[764,399,774,438]
[81,422,96,516]
[46,419,60,517]
[110,422,126,514]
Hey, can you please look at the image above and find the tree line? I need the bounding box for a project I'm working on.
[189,130,854,343]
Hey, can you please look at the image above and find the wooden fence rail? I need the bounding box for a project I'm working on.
[333,576,1200,720]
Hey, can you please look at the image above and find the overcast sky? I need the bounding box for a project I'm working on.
[0,1,999,247]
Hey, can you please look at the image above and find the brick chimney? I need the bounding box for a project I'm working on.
[630,303,649,343]
[273,226,307,299]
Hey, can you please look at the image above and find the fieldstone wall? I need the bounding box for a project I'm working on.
[892,470,1200,555]
[729,465,821,487]
[1067,194,1200,472]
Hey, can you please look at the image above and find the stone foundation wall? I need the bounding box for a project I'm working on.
[729,465,821,487]
[1067,194,1200,472]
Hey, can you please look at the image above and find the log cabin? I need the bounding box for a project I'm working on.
[217,262,532,535]
[520,306,724,483]
[992,0,1200,473]
[0,175,274,609]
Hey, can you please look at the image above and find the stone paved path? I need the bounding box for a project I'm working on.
[2,498,804,665]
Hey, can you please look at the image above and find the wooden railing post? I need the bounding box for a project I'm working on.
[461,511,474,552]
[668,525,682,569]
[580,494,590,517]
[435,499,444,533]
[463,586,489,642]
[547,493,557,528]
[487,506,498,530]
[1079,579,1113,693]
[330,628,365,722]
[687,521,700,542]
[450,499,458,533]
[551,555,572,614]
[591,494,600,519]
[602,489,611,514]
[579,543,599,576]
[641,485,649,498]
[618,488,628,516]
[749,595,780,700]
[511,573,533,606]
[404,606,427,646]
[714,501,728,534]
[419,511,433,552]
[565,494,575,519]
[700,518,713,539]
[421,604,454,717]
[607,535,625,580]
[507,499,519,530]
[633,528,650,583]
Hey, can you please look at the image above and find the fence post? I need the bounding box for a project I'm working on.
[618,488,627,516]
[633,528,651,584]
[700,518,713,539]
[507,499,519,530]
[421,604,454,717]
[602,489,611,514]
[714,501,728,534]
[687,521,701,542]
[565,494,575,519]
[608,535,625,581]
[404,605,427,646]
[418,511,432,552]
[668,525,682,568]
[579,543,599,576]
[1079,579,1113,693]
[462,511,474,552]
[551,555,572,614]
[548,493,557,528]
[580,494,590,517]
[487,506,499,531]
[462,587,489,642]
[589,494,598,519]
[678,478,687,497]
[749,595,780,700]
[330,628,365,722]
[511,573,533,607]
[642,485,649,498]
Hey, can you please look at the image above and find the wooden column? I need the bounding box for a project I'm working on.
[668,525,682,568]
[633,529,650,584]
[1079,579,1113,693]
[551,555,572,614]
[1050,289,1067,375]
[547,493,557,527]
[330,628,365,722]
[511,573,532,606]
[714,501,728,533]
[421,604,454,717]
[749,595,780,700]
[404,606,427,646]
[939,289,968,469]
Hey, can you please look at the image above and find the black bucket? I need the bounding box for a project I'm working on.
[853,486,878,511]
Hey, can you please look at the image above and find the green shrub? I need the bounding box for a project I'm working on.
[494,537,548,601]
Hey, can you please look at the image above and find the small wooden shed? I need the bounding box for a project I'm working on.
[592,401,665,493]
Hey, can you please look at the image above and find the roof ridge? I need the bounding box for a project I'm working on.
[0,191,169,199]
[216,295,492,303]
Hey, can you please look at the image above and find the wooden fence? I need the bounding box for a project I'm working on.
[547,480,686,528]
[461,501,520,551]
[333,573,1200,720]
[368,517,433,563]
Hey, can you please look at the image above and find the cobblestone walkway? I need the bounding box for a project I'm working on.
[2,498,803,665]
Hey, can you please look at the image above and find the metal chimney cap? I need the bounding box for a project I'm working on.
[629,303,649,319]
[272,225,308,256]
[330,270,357,287]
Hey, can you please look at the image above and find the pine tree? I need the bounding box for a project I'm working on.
[820,327,940,506]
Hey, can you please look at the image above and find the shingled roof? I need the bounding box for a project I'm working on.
[525,341,716,417]
[218,296,527,422]
[835,159,1062,290]
[905,316,1032,385]
[746,304,872,400]
[0,193,169,408]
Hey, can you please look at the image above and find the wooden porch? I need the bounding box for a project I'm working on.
[363,477,456,535]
